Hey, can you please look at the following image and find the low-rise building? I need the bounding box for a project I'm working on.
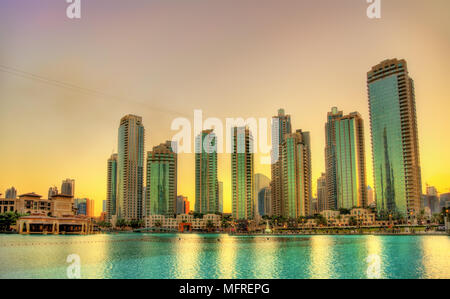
[1,191,95,235]
[320,208,376,226]
[16,212,94,235]
[0,193,75,216]
[144,213,221,231]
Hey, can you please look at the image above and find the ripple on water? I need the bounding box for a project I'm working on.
[0,234,448,279]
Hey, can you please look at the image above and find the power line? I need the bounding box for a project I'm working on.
[0,64,189,118]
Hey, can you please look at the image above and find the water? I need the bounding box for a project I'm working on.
[0,233,449,279]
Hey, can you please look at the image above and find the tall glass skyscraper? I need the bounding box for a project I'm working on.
[325,107,343,211]
[254,173,270,217]
[367,59,422,219]
[317,173,327,212]
[117,115,145,221]
[145,141,177,216]
[334,112,367,209]
[218,181,224,213]
[258,187,271,217]
[106,153,118,221]
[195,130,219,214]
[271,109,292,216]
[231,127,255,220]
[281,130,312,218]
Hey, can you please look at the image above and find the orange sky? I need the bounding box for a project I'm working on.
[1,0,449,216]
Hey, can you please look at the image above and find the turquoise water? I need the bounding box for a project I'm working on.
[0,233,449,279]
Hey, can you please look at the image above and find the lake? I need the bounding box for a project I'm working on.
[0,233,449,279]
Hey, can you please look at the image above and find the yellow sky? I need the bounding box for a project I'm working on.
[1,0,450,216]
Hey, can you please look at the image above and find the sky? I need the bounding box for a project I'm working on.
[1,0,449,216]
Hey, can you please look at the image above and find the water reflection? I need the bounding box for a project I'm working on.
[0,234,449,279]
[308,236,334,279]
[364,235,385,279]
[217,234,237,278]
[173,234,201,278]
[420,236,450,279]
[248,236,280,279]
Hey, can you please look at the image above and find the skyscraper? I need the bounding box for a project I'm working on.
[426,186,438,196]
[5,187,17,199]
[87,198,95,217]
[367,59,422,218]
[117,115,145,221]
[74,198,87,215]
[231,127,255,220]
[271,109,292,217]
[61,179,75,197]
[317,173,327,212]
[74,198,94,216]
[218,181,224,213]
[48,186,58,199]
[106,153,118,222]
[145,141,177,216]
[258,187,272,217]
[195,130,219,214]
[254,173,270,217]
[440,193,450,209]
[325,107,343,211]
[177,195,190,214]
[281,130,312,218]
[334,112,367,209]
[367,186,374,206]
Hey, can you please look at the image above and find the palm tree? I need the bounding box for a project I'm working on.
[0,212,23,231]
[116,219,128,229]
[315,215,327,226]
[221,219,230,229]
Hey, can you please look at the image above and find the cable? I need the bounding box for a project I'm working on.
[0,64,190,118]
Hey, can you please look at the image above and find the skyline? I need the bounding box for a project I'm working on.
[1,0,450,216]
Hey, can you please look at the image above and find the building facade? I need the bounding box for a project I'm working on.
[281,130,312,218]
[367,59,422,218]
[61,179,75,197]
[145,141,177,217]
[231,127,255,220]
[195,130,219,214]
[257,187,272,217]
[117,115,145,221]
[48,186,58,199]
[440,193,450,209]
[367,186,374,206]
[144,213,221,231]
[0,193,75,217]
[325,107,343,211]
[106,153,118,222]
[271,109,292,217]
[254,173,270,217]
[5,187,17,199]
[334,112,367,209]
[176,196,190,214]
[317,173,327,212]
[218,181,224,213]
[74,198,87,215]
